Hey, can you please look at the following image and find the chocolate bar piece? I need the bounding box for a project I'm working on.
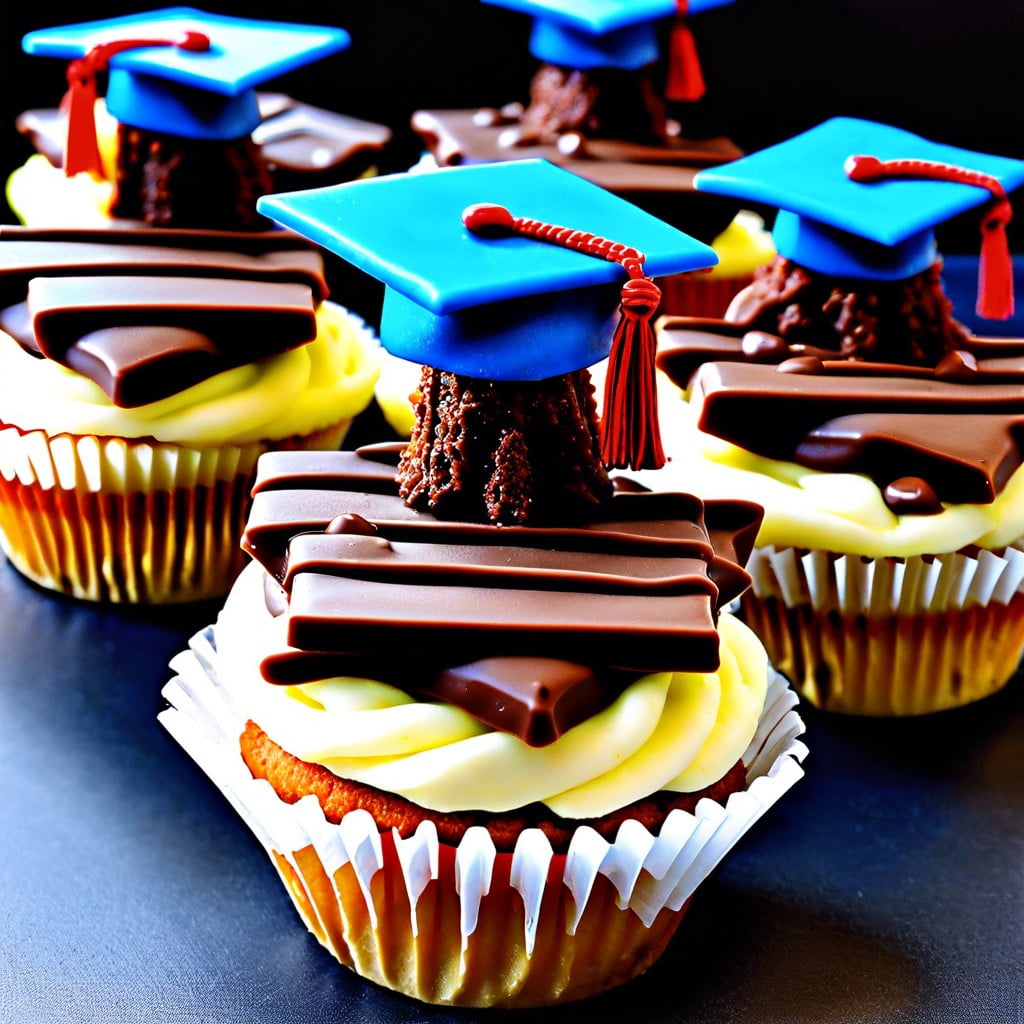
[246,449,763,743]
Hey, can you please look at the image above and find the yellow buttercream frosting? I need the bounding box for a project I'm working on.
[215,561,768,819]
[646,379,1024,558]
[0,303,381,448]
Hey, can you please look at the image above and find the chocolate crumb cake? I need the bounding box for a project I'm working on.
[161,160,807,1007]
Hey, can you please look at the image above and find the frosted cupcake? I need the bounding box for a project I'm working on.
[654,117,1024,715]
[161,159,807,1007]
[0,226,379,603]
[8,9,390,231]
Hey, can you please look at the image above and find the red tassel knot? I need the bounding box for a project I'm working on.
[463,202,665,470]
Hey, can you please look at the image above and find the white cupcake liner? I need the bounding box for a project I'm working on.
[747,543,1024,616]
[159,623,807,1002]
[0,421,350,602]
[742,544,1024,714]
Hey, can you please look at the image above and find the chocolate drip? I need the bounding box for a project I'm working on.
[113,124,274,231]
[728,257,971,365]
[396,366,613,525]
[242,448,763,742]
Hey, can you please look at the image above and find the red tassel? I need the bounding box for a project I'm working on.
[600,275,665,469]
[462,203,668,470]
[978,198,1015,320]
[666,3,706,104]
[845,153,1015,320]
[63,56,104,178]
[60,32,210,180]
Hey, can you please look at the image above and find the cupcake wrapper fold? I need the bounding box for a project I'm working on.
[0,421,349,603]
[160,625,807,1007]
[743,544,1024,715]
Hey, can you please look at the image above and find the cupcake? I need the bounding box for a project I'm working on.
[410,0,742,244]
[653,117,1024,715]
[657,208,776,316]
[0,225,380,603]
[160,159,807,1007]
[7,9,391,232]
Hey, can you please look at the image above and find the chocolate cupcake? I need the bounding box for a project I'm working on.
[654,117,1024,715]
[0,226,379,602]
[161,159,807,1007]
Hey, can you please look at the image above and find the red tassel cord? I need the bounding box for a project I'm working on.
[62,31,210,179]
[845,154,1014,320]
[666,0,706,103]
[462,202,666,471]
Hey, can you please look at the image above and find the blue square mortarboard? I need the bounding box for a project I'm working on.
[257,159,717,380]
[483,0,731,71]
[694,117,1024,283]
[22,8,349,142]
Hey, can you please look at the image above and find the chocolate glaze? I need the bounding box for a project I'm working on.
[242,448,763,743]
[0,228,324,406]
[656,259,1024,508]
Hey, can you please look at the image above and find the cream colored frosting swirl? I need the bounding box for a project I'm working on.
[0,303,381,447]
[215,561,768,819]
[642,379,1024,558]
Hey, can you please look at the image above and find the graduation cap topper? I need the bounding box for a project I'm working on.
[695,117,1024,320]
[256,159,718,469]
[22,8,350,179]
[482,0,733,101]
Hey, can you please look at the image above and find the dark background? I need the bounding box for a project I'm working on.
[4,0,1024,252]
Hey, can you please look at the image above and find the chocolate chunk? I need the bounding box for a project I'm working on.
[777,356,825,374]
[22,273,316,406]
[742,330,789,361]
[883,477,944,515]
[421,658,622,746]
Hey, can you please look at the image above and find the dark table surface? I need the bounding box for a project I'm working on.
[1,471,1021,1024]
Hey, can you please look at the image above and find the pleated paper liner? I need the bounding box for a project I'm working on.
[159,623,808,1008]
[0,420,350,603]
[656,270,756,319]
[742,544,1024,716]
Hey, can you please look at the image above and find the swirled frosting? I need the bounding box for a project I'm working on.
[216,560,768,818]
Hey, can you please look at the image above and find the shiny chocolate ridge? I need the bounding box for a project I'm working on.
[0,227,326,407]
[657,312,1024,507]
[241,447,762,744]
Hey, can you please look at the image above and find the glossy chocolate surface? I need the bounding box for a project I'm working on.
[0,227,324,406]
[243,447,762,743]
[657,296,1024,507]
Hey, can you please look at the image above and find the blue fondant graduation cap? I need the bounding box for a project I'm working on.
[257,159,717,379]
[695,117,1024,316]
[483,0,729,71]
[23,8,349,144]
